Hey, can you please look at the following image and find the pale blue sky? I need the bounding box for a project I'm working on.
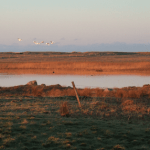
[0,0,150,48]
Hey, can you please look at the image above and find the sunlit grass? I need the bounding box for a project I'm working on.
[1,52,150,76]
[1,83,150,99]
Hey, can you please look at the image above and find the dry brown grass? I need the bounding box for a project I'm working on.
[78,88,94,97]
[114,86,150,98]
[21,119,28,124]
[121,99,147,114]
[121,99,134,106]
[1,84,150,99]
[47,88,75,97]
[1,51,150,75]
[0,61,150,75]
[115,89,128,98]
[32,86,44,97]
[59,102,70,117]
[147,108,150,114]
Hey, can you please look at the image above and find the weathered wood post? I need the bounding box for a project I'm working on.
[72,81,81,108]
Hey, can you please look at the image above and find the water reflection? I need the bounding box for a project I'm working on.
[0,74,150,88]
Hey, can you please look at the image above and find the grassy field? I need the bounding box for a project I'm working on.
[1,95,150,150]
[0,52,150,75]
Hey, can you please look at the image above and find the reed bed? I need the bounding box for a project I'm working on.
[0,84,150,99]
[0,61,150,75]
[1,51,150,75]
[0,61,150,70]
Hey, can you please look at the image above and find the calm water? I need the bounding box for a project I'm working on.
[0,74,150,89]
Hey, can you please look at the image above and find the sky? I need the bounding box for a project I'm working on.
[0,0,150,52]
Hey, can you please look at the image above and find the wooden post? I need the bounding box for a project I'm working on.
[72,81,81,108]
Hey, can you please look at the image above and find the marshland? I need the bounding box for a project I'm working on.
[0,52,150,150]
[1,51,150,75]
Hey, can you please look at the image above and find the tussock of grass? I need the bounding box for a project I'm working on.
[112,144,125,150]
[21,119,28,124]
[121,99,134,106]
[59,102,70,117]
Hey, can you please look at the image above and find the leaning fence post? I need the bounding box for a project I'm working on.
[72,81,81,108]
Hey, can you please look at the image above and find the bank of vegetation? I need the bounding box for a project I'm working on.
[0,83,150,98]
[0,52,150,75]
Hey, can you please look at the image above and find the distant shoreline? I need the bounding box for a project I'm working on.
[0,51,150,75]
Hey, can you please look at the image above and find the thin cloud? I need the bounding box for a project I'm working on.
[60,38,65,40]
[55,42,60,45]
[74,38,79,41]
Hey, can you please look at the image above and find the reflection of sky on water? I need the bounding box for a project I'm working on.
[0,74,150,89]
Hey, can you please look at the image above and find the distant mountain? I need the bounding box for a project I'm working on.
[0,43,150,52]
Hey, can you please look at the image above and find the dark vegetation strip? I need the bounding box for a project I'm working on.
[0,84,150,98]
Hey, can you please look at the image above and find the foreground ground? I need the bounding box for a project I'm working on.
[1,51,150,149]
[0,84,150,149]
[0,51,150,75]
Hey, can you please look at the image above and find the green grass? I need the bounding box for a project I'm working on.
[0,96,150,150]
